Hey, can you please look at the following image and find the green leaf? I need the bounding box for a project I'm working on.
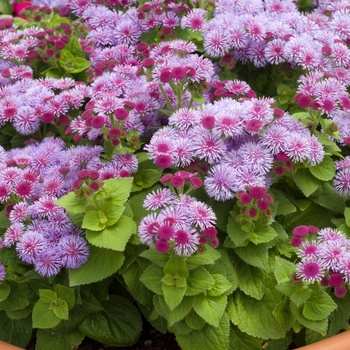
[193,294,227,327]
[328,293,350,337]
[139,248,170,267]
[309,155,335,181]
[86,215,136,251]
[292,112,312,123]
[0,283,11,301]
[0,210,10,228]
[64,35,84,57]
[164,256,189,278]
[0,311,32,348]
[302,290,337,321]
[249,224,278,245]
[103,177,133,204]
[101,201,125,226]
[123,259,154,307]
[230,326,262,350]
[278,202,335,231]
[60,49,91,74]
[185,267,215,296]
[345,207,350,227]
[79,295,142,347]
[162,274,187,288]
[68,246,125,287]
[228,290,285,339]
[168,297,194,326]
[290,302,328,335]
[128,187,158,222]
[51,299,69,320]
[49,14,71,27]
[270,189,296,216]
[185,310,206,330]
[310,183,346,213]
[234,243,270,269]
[132,169,162,191]
[273,297,295,333]
[140,264,164,295]
[140,28,159,44]
[277,282,311,307]
[32,299,61,329]
[315,131,341,154]
[152,294,169,320]
[6,307,32,320]
[162,283,187,311]
[0,2,13,14]
[42,67,63,79]
[227,215,251,247]
[55,192,86,214]
[277,83,291,96]
[39,289,57,304]
[185,246,221,269]
[236,263,266,300]
[293,168,321,197]
[274,257,296,284]
[207,274,232,297]
[211,200,235,232]
[176,312,230,350]
[36,329,84,350]
[82,210,106,231]
[54,285,75,310]
[0,282,29,311]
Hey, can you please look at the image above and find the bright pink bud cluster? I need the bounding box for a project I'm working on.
[293,226,350,298]
[237,186,274,221]
[160,171,203,190]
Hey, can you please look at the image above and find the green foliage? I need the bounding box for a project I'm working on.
[79,295,142,347]
[175,312,230,350]
[35,329,84,350]
[0,311,32,348]
[228,289,285,339]
[229,326,262,350]
[68,246,125,286]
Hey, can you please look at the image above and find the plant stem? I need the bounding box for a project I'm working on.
[158,83,175,113]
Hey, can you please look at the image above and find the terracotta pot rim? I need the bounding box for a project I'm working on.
[296,330,350,350]
[0,341,24,349]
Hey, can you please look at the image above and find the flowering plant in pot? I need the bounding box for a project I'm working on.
[1,0,350,349]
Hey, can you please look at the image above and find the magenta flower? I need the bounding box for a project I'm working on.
[297,259,324,283]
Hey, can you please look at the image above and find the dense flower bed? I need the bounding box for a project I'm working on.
[1,0,350,349]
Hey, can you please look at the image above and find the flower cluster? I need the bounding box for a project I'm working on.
[0,137,137,277]
[146,96,324,201]
[199,0,350,143]
[333,156,350,196]
[292,225,350,298]
[139,188,218,256]
[0,77,87,135]
[236,186,274,221]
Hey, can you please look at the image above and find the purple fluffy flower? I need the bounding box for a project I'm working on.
[34,249,62,277]
[58,235,89,269]
[0,264,6,281]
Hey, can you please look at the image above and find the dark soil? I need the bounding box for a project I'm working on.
[25,323,181,350]
[78,325,181,350]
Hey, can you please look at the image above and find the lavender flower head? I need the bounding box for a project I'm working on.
[334,156,350,196]
[146,97,324,202]
[293,225,350,297]
[139,189,218,257]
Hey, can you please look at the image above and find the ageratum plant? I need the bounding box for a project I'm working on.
[1,0,350,349]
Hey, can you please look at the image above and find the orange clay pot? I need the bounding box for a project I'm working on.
[296,330,350,350]
[0,341,24,350]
